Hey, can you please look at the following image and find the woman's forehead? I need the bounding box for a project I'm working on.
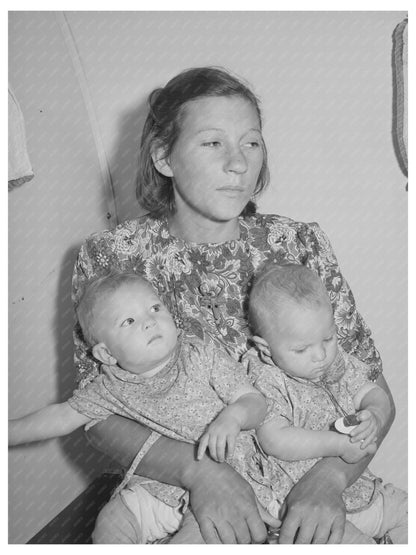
[180,95,261,133]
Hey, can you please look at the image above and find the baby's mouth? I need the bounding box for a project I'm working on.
[147,334,162,345]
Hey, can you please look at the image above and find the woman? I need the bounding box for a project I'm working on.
[72,67,395,544]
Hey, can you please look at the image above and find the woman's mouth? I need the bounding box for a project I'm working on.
[217,186,245,197]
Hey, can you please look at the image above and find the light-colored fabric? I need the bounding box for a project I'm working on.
[347,491,384,538]
[376,483,407,543]
[348,482,407,543]
[92,479,184,544]
[72,214,383,389]
[246,347,380,512]
[8,86,34,190]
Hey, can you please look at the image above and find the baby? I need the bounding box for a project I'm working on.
[9,272,277,543]
[247,263,407,543]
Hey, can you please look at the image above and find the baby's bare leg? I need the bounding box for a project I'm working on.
[169,510,205,544]
[341,521,376,544]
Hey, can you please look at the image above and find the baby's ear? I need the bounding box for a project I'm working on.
[92,343,117,366]
[252,335,272,358]
[151,146,173,177]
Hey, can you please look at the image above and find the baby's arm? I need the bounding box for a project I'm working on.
[348,383,392,448]
[197,385,267,462]
[9,402,91,446]
[257,419,374,464]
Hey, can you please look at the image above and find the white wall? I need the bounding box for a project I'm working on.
[9,11,407,543]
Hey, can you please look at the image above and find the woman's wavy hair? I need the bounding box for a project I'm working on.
[136,66,270,218]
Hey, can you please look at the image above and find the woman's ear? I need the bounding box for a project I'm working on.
[252,335,272,358]
[151,146,173,177]
[92,343,118,366]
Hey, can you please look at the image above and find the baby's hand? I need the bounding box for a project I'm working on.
[349,409,380,449]
[339,434,377,463]
[197,414,241,463]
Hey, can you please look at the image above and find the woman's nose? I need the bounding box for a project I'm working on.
[224,147,247,173]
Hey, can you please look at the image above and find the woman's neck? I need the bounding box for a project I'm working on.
[168,213,240,244]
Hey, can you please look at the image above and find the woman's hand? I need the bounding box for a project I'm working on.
[278,466,347,544]
[186,459,279,543]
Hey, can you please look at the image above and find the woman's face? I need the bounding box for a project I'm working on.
[160,95,264,228]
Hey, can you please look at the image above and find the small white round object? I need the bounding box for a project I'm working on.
[334,414,360,434]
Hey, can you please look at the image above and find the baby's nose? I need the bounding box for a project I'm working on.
[312,344,326,361]
[144,317,156,330]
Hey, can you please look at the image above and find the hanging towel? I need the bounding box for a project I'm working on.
[8,86,34,191]
[392,18,408,181]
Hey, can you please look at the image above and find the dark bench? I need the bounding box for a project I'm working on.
[28,473,121,544]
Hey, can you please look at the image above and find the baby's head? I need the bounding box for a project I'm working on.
[249,264,338,382]
[77,273,178,374]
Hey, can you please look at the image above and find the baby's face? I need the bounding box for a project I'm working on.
[93,281,178,374]
[264,300,338,382]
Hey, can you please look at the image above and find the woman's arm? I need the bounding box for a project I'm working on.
[348,382,392,448]
[86,416,270,544]
[278,373,395,544]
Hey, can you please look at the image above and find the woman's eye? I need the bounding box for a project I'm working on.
[244,141,260,148]
[202,141,221,147]
[121,318,135,327]
[151,304,161,313]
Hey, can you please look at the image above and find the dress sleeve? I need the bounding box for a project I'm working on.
[207,345,254,404]
[300,222,382,381]
[250,364,293,427]
[67,376,114,426]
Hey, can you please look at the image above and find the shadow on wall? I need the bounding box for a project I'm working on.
[109,96,150,223]
[52,95,153,477]
[54,245,114,480]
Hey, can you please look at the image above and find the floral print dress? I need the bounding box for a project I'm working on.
[72,212,382,389]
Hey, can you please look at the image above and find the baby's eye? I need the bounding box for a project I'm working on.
[324,334,336,343]
[150,304,161,313]
[121,318,135,327]
[294,347,306,354]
